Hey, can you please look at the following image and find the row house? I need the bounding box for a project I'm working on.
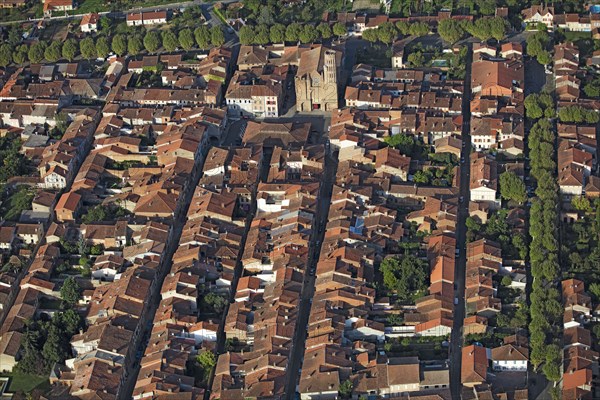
[225,67,286,118]
[134,144,262,397]
[126,10,168,26]
[561,279,598,400]
[558,138,596,197]
[470,152,498,205]
[39,108,100,189]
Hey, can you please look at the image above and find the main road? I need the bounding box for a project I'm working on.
[449,43,473,400]
[0,0,239,26]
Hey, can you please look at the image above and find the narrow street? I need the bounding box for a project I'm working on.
[449,44,473,400]
[283,147,339,400]
[117,145,208,400]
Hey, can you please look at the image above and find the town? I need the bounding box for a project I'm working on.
[0,0,599,400]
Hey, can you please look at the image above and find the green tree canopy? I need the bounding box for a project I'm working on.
[270,23,286,43]
[285,22,303,42]
[333,22,347,37]
[499,171,527,204]
[80,37,97,59]
[317,22,332,39]
[28,42,47,63]
[194,25,211,49]
[380,255,428,302]
[144,31,162,53]
[95,37,111,59]
[128,35,143,55]
[254,24,271,45]
[210,26,225,46]
[14,45,29,65]
[178,28,195,50]
[408,22,429,37]
[438,19,465,43]
[162,30,179,52]
[60,276,82,305]
[0,44,13,67]
[111,34,127,56]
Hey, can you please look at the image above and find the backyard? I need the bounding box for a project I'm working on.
[0,372,51,395]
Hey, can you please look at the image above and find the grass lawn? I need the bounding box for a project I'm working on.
[352,0,380,12]
[356,44,392,68]
[0,372,50,394]
[0,185,34,221]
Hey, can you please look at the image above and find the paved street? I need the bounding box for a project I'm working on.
[449,43,473,400]
[283,145,338,400]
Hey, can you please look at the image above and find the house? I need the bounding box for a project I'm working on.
[0,331,22,372]
[491,344,528,371]
[225,69,284,118]
[521,5,555,29]
[32,191,55,213]
[126,10,168,26]
[295,45,342,112]
[0,226,17,252]
[470,153,498,204]
[42,165,68,189]
[461,345,488,387]
[391,41,404,68]
[55,191,82,222]
[471,58,524,99]
[16,224,43,245]
[43,0,73,16]
[80,13,100,33]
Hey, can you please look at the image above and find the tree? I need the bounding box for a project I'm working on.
[144,31,162,53]
[210,26,225,46]
[28,42,47,63]
[380,255,428,302]
[194,25,211,49]
[254,24,270,45]
[407,51,424,67]
[128,35,143,55]
[239,25,255,45]
[339,379,353,399]
[178,28,195,50]
[99,16,112,32]
[62,39,79,61]
[499,171,527,204]
[203,292,227,313]
[312,23,330,41]
[0,44,13,67]
[285,22,303,42]
[333,22,347,38]
[14,45,29,64]
[270,24,286,43]
[395,21,410,35]
[583,77,600,98]
[162,30,179,52]
[256,5,275,25]
[377,22,397,45]
[95,37,110,59]
[112,34,127,56]
[408,22,429,37]
[60,277,81,305]
[80,37,97,59]
[384,133,414,155]
[589,282,600,301]
[438,19,465,43]
[299,24,318,43]
[362,28,379,43]
[572,196,592,212]
[501,276,512,286]
[196,350,216,373]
